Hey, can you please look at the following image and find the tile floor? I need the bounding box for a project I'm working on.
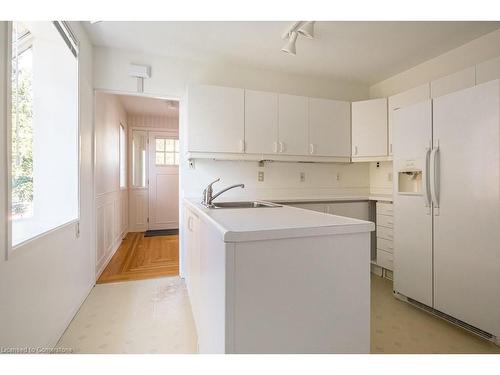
[57,274,500,354]
[371,275,500,354]
[56,276,197,354]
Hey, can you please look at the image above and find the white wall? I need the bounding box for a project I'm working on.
[368,162,393,196]
[370,28,500,98]
[127,113,179,131]
[0,22,95,348]
[94,92,128,277]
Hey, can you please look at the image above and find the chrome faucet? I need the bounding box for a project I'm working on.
[202,178,245,207]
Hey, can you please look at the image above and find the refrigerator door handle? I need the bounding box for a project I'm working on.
[430,143,440,211]
[424,146,432,210]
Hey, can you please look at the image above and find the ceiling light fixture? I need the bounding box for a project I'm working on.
[281,21,315,55]
[281,31,298,55]
[297,21,315,39]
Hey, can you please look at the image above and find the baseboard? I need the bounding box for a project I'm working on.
[48,281,95,349]
[96,229,128,279]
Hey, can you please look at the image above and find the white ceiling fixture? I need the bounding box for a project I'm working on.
[281,21,315,55]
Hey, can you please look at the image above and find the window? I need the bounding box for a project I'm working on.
[119,123,126,188]
[155,138,179,165]
[10,22,79,247]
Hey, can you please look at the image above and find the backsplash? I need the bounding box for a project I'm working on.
[182,159,370,200]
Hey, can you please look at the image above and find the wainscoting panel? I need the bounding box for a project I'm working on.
[95,190,128,278]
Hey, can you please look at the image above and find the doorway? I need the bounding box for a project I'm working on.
[93,91,181,283]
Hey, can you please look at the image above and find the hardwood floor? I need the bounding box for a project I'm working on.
[97,232,179,284]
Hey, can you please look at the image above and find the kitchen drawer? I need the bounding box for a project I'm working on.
[377,237,394,253]
[376,202,393,216]
[377,249,393,271]
[377,214,394,229]
[377,225,393,241]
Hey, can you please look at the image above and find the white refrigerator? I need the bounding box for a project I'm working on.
[392,79,500,341]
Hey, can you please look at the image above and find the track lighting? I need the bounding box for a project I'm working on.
[297,21,315,39]
[281,31,298,55]
[281,21,315,55]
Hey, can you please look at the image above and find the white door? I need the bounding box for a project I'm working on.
[148,132,179,230]
[244,90,278,154]
[392,100,433,307]
[432,80,500,336]
[187,84,245,153]
[278,94,308,155]
[351,98,388,157]
[308,98,351,157]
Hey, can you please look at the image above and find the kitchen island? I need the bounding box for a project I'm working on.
[183,198,375,353]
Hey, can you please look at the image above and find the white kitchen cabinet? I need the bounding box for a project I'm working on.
[244,90,278,154]
[388,83,430,156]
[351,98,388,159]
[278,94,309,155]
[476,55,500,85]
[308,98,351,157]
[188,84,245,153]
[184,207,200,328]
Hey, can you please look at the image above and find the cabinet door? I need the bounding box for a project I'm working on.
[388,83,430,156]
[188,85,244,153]
[351,98,388,157]
[308,98,350,157]
[184,208,200,325]
[245,90,278,154]
[278,94,308,155]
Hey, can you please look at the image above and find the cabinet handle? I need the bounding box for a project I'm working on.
[187,216,193,231]
[354,145,358,155]
[239,139,245,152]
[279,141,285,153]
[309,143,315,155]
[389,143,393,154]
[273,142,278,153]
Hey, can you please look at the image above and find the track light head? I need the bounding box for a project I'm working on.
[297,21,315,39]
[281,31,298,55]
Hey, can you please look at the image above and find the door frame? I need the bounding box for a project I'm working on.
[92,89,183,283]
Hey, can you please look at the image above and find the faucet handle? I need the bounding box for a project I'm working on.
[207,178,220,188]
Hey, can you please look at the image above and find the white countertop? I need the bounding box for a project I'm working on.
[184,198,375,243]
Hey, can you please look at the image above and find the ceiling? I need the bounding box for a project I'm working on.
[84,21,500,84]
[118,94,179,116]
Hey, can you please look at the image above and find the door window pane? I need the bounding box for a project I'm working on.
[155,137,179,165]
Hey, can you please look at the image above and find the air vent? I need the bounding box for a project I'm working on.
[406,297,494,341]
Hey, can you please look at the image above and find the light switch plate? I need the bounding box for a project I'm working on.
[258,171,264,182]
[300,172,305,182]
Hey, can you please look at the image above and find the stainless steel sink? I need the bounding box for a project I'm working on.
[210,201,282,209]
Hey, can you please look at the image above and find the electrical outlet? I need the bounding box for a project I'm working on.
[300,172,305,182]
[336,172,341,181]
[258,171,264,182]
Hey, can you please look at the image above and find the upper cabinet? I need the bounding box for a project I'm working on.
[188,85,245,153]
[308,98,351,157]
[244,90,278,154]
[351,98,388,160]
[278,94,309,155]
[388,83,430,155]
[187,84,351,162]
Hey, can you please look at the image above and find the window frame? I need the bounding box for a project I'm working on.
[5,21,81,256]
[119,122,127,189]
[154,137,180,166]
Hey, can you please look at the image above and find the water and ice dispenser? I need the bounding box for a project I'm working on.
[397,169,423,194]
